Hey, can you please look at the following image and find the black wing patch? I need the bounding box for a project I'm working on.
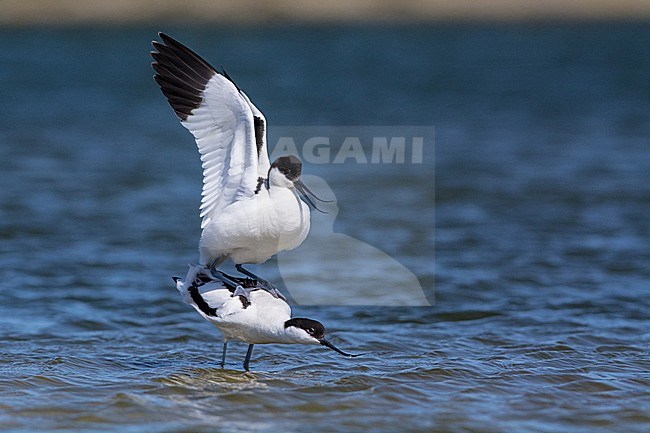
[189,285,217,316]
[151,32,217,121]
[152,33,265,161]
[186,271,260,316]
[187,283,253,316]
[254,116,265,157]
[238,295,251,309]
[254,176,265,194]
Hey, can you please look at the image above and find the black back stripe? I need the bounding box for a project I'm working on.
[186,270,261,316]
[189,286,217,316]
[151,33,217,121]
[254,116,265,157]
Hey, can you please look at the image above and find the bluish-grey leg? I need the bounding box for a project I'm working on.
[208,256,227,275]
[235,265,286,300]
[210,269,245,292]
[243,343,254,371]
[221,341,228,368]
[210,270,257,302]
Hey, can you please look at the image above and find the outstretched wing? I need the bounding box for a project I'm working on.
[247,96,270,178]
[224,70,271,178]
[151,32,269,229]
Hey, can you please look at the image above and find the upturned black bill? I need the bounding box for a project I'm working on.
[294,180,331,213]
[320,338,362,358]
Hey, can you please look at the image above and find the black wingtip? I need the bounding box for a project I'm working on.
[151,32,217,122]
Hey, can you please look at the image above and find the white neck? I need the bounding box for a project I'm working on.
[268,167,294,189]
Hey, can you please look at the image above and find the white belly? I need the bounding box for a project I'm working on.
[200,288,294,344]
[199,189,310,265]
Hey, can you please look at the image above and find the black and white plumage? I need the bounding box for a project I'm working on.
[151,33,327,276]
[175,265,360,371]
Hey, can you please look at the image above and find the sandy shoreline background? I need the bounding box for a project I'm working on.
[2,0,650,25]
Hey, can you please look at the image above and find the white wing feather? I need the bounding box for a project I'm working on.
[182,76,259,228]
[152,33,269,230]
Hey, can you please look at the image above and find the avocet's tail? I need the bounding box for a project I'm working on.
[173,264,208,305]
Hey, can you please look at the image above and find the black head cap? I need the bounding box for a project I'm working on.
[284,317,325,340]
[271,155,302,181]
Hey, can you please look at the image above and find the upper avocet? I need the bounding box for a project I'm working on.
[151,33,327,297]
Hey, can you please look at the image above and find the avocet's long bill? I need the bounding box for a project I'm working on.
[294,180,330,213]
[320,339,362,358]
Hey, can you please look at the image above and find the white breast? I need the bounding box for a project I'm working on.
[199,188,310,265]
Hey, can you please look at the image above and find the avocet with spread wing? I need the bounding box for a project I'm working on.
[151,33,328,297]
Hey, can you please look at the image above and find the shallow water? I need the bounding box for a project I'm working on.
[1,24,649,432]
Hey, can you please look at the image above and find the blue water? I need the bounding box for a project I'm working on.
[1,24,649,432]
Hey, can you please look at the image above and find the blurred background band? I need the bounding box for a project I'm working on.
[3,0,650,25]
